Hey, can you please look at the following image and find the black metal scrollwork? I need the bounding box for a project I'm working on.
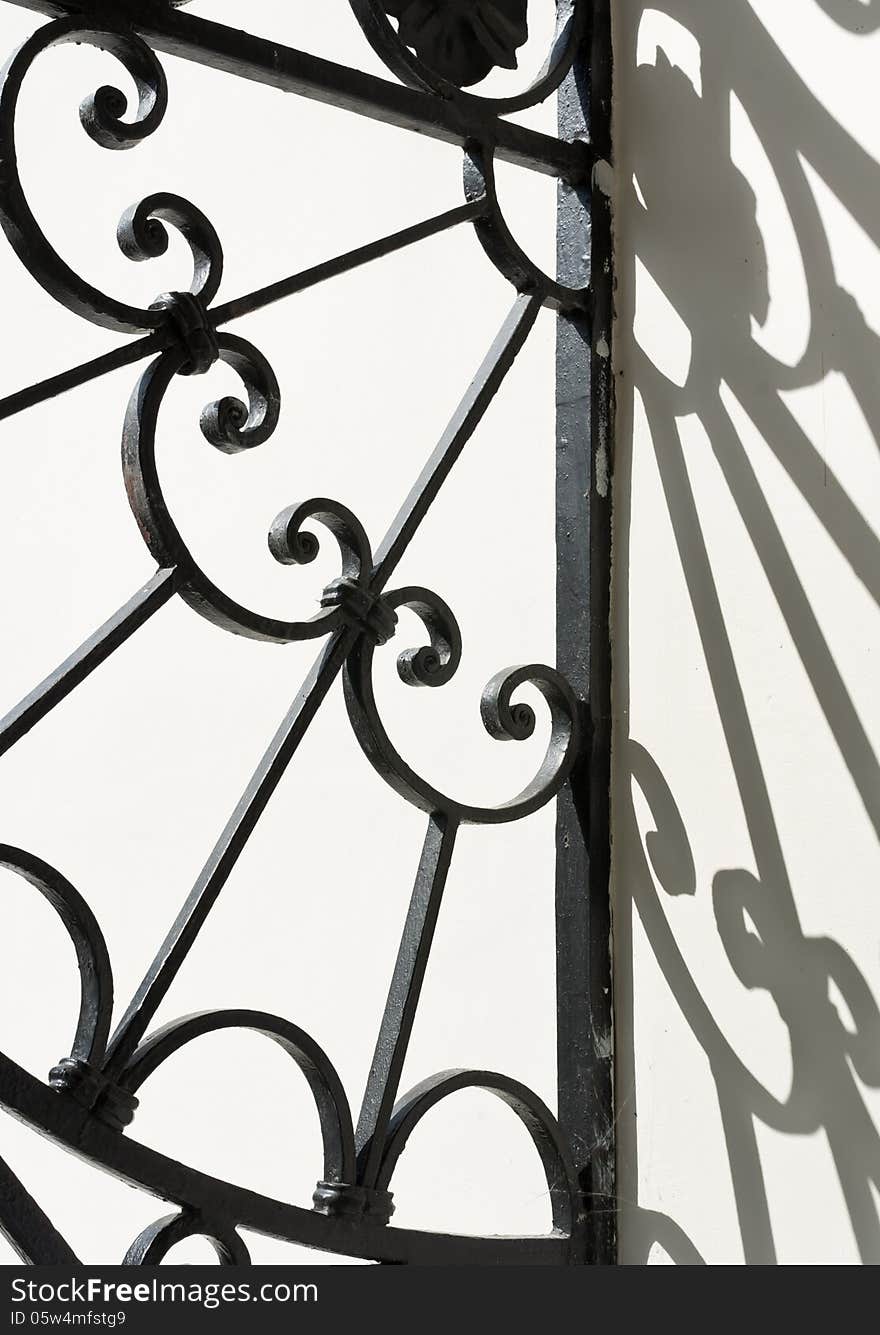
[0,0,612,1268]
[381,0,529,87]
[464,145,590,311]
[343,587,582,822]
[0,19,222,333]
[350,0,585,114]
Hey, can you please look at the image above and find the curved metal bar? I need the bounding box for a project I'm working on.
[122,337,376,642]
[366,1068,580,1235]
[195,337,280,453]
[0,19,222,333]
[0,1050,569,1264]
[343,588,582,823]
[391,589,461,689]
[349,0,586,115]
[268,499,372,583]
[0,845,112,1066]
[123,1209,250,1265]
[117,191,224,310]
[464,144,590,312]
[120,1009,357,1186]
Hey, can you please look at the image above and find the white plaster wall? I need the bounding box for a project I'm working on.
[613,0,880,1265]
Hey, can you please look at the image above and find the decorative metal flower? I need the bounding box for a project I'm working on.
[383,0,529,88]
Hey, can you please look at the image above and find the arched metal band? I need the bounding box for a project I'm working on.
[123,1209,250,1265]
[0,844,112,1068]
[366,1068,581,1235]
[464,144,590,312]
[0,1050,571,1263]
[119,1009,357,1186]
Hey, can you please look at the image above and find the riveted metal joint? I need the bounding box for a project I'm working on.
[321,577,399,646]
[150,291,219,375]
[48,1058,139,1132]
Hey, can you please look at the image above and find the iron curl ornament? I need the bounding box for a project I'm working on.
[379,0,529,87]
[0,17,225,333]
[0,0,615,1267]
[343,586,582,822]
[350,0,586,114]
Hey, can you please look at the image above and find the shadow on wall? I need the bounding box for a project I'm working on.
[611,0,880,1263]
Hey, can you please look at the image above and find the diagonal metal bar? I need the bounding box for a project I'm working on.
[102,624,358,1076]
[1,0,591,181]
[0,567,177,759]
[0,331,168,424]
[0,202,486,426]
[210,198,488,327]
[0,1152,80,1263]
[104,294,539,1076]
[355,812,458,1187]
[373,292,543,588]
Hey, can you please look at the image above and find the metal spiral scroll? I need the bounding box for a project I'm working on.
[0,0,603,1267]
[122,335,388,643]
[343,587,582,822]
[0,18,224,333]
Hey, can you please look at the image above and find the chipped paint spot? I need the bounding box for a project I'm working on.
[592,1025,613,1060]
[596,336,610,359]
[596,442,609,497]
[592,158,614,198]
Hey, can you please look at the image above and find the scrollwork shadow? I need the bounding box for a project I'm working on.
[614,0,880,1265]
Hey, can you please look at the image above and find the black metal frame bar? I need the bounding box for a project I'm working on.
[0,0,615,1266]
[3,0,591,176]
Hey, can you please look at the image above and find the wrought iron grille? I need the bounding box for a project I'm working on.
[0,0,613,1266]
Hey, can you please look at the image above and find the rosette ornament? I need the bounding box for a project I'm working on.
[383,0,528,86]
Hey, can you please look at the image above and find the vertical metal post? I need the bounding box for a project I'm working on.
[555,0,616,1265]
